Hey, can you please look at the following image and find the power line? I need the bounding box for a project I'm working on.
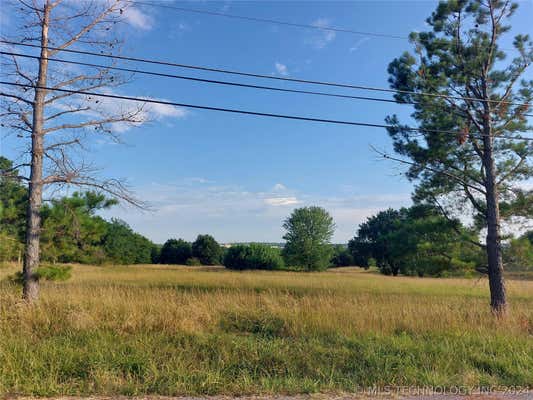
[1,40,530,109]
[0,51,405,105]
[5,50,532,118]
[1,81,531,142]
[126,1,408,40]
[126,1,516,52]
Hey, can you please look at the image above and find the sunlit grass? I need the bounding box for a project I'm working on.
[0,263,532,395]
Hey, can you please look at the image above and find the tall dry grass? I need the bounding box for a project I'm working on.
[0,264,532,395]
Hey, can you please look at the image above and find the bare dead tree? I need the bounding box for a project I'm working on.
[0,0,148,302]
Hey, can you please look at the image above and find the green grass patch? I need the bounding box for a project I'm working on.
[0,264,532,395]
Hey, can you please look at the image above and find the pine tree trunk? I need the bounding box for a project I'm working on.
[22,2,50,302]
[482,126,507,316]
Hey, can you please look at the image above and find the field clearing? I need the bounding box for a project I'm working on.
[0,264,532,396]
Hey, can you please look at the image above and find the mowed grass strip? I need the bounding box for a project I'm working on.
[0,264,532,396]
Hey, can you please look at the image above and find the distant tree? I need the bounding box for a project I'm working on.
[504,233,533,271]
[350,208,404,275]
[330,245,354,267]
[192,235,222,265]
[384,0,532,314]
[350,205,482,277]
[223,243,284,270]
[160,239,192,265]
[103,219,153,264]
[282,206,335,271]
[150,244,162,264]
[347,237,372,269]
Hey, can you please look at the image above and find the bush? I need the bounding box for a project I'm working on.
[223,243,284,270]
[159,239,192,264]
[330,245,354,267]
[185,257,202,266]
[192,234,223,265]
[8,264,72,284]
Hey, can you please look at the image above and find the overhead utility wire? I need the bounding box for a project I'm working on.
[127,1,516,52]
[0,51,404,105]
[1,40,530,109]
[127,0,407,40]
[5,51,531,118]
[1,81,531,142]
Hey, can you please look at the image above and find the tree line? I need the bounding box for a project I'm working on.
[3,160,530,274]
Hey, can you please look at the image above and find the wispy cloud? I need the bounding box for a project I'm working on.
[264,196,301,207]
[274,62,289,76]
[307,18,336,49]
[122,6,154,31]
[349,37,370,52]
[50,89,188,134]
[103,181,411,243]
[272,183,287,192]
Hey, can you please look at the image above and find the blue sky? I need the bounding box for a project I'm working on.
[1,0,532,243]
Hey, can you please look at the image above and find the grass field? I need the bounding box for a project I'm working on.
[0,263,532,396]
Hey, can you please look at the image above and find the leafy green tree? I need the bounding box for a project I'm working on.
[349,208,404,275]
[102,219,153,264]
[385,0,532,313]
[282,206,335,271]
[0,157,28,241]
[350,205,481,277]
[151,244,162,264]
[223,243,284,270]
[159,239,192,264]
[0,232,23,262]
[347,236,373,269]
[192,234,222,265]
[40,192,115,264]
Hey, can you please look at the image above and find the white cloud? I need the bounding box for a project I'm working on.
[264,197,301,207]
[101,181,411,243]
[184,177,211,184]
[308,18,336,49]
[146,101,188,119]
[272,183,287,192]
[349,37,370,52]
[49,89,188,134]
[275,62,289,76]
[122,6,154,31]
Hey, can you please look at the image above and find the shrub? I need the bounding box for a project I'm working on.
[192,234,222,265]
[8,264,72,284]
[223,243,284,270]
[219,311,288,337]
[185,257,202,266]
[159,239,192,264]
[330,245,354,267]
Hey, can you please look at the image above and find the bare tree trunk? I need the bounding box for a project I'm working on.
[482,126,507,316]
[23,1,51,302]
